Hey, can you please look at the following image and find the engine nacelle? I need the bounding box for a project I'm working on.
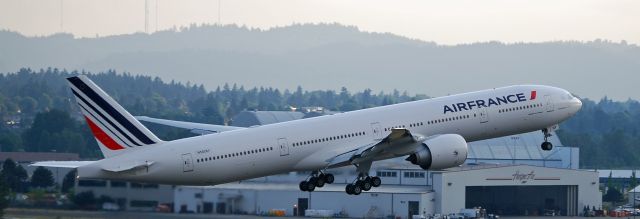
[406,134,468,170]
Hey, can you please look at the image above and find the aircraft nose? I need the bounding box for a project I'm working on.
[572,98,582,114]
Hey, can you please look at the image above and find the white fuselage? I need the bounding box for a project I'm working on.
[77,85,582,185]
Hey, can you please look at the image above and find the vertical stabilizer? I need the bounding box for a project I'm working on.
[67,75,163,157]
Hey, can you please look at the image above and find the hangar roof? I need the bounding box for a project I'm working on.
[0,152,80,163]
[231,111,305,127]
[629,185,640,193]
[595,169,640,179]
[467,130,564,160]
[441,163,594,173]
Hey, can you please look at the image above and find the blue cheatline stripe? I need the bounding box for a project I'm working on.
[72,90,140,146]
[67,76,156,145]
[77,103,133,148]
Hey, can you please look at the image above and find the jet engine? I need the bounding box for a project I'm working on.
[405,134,468,170]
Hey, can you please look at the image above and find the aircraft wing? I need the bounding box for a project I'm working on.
[326,128,425,169]
[30,161,96,168]
[135,116,245,135]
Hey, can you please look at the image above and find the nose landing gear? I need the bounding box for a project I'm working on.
[541,127,554,151]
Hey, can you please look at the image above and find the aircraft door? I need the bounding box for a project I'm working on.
[478,107,489,123]
[181,153,194,172]
[278,138,289,156]
[370,122,383,140]
[545,95,555,112]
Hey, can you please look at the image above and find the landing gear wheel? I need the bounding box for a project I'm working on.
[306,181,316,192]
[299,181,308,192]
[371,177,382,187]
[361,178,372,191]
[541,141,553,151]
[352,184,362,195]
[345,184,355,195]
[309,176,318,185]
[315,176,326,188]
[324,173,335,184]
[541,128,554,151]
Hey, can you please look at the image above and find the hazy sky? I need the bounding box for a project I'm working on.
[1,0,638,44]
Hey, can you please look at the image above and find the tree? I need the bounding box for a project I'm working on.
[1,159,28,192]
[607,171,613,189]
[631,170,638,190]
[0,172,9,217]
[72,191,96,210]
[22,109,82,153]
[603,186,623,202]
[30,167,54,188]
[0,132,23,152]
[61,170,77,193]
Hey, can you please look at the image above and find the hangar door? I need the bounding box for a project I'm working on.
[466,185,578,216]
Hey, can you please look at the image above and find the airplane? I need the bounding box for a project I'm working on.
[33,75,582,195]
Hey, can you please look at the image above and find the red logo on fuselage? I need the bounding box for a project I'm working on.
[530,90,537,100]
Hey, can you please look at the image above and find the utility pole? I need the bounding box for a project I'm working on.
[155,0,158,31]
[145,0,149,33]
[60,0,64,32]
[511,136,519,164]
[218,0,222,25]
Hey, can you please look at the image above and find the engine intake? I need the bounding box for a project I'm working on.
[406,134,468,170]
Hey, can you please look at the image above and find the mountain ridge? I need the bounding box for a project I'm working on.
[1,23,638,100]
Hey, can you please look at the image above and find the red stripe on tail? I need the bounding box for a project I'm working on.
[84,116,125,150]
[530,90,537,100]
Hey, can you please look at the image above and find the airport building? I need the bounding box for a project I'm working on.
[74,180,174,211]
[173,164,600,217]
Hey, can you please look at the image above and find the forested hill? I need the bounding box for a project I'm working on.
[0,68,422,122]
[0,68,423,158]
[558,98,640,168]
[0,68,639,168]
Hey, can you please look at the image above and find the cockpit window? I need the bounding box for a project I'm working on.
[570,93,580,99]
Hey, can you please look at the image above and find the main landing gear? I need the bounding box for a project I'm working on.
[299,171,335,192]
[345,174,381,195]
[344,161,381,195]
[541,128,553,151]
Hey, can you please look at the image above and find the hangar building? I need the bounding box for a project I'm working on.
[174,164,600,217]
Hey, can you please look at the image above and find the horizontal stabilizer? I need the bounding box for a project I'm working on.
[101,160,154,172]
[30,161,96,168]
